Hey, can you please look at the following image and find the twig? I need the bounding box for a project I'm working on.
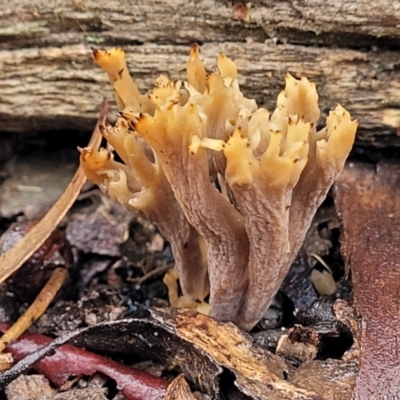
[129,263,173,286]
[0,267,68,355]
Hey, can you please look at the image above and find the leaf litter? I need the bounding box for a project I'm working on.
[0,104,381,399]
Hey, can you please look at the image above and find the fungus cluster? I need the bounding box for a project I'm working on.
[80,45,357,331]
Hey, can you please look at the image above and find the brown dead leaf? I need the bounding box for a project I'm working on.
[0,100,107,285]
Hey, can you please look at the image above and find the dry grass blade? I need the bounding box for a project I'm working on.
[0,267,68,357]
[0,100,107,285]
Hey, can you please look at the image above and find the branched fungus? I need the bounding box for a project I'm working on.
[81,45,357,330]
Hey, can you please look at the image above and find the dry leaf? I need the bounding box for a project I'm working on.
[0,100,107,285]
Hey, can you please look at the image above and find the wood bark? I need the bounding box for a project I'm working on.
[334,162,400,399]
[1,0,400,147]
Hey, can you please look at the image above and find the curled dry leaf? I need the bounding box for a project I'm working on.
[0,101,107,374]
[0,100,107,285]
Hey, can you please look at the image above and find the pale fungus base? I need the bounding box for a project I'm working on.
[81,45,357,331]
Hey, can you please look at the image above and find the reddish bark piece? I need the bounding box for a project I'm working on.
[0,324,168,400]
[334,161,400,399]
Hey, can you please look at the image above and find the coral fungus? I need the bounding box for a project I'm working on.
[80,45,357,331]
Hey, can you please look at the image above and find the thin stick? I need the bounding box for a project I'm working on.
[129,263,173,286]
[0,100,107,285]
[0,267,69,354]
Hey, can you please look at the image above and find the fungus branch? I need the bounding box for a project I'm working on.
[82,49,209,304]
[132,100,249,322]
[82,45,357,330]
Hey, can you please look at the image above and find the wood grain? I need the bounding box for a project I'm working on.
[0,0,400,148]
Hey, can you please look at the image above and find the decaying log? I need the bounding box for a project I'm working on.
[0,0,400,148]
